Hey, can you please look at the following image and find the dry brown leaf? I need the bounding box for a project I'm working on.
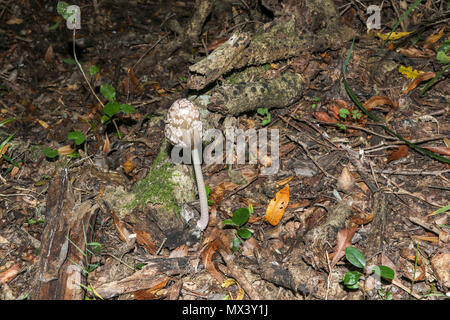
[134,230,157,254]
[111,210,132,242]
[422,146,450,156]
[0,263,21,284]
[209,181,237,205]
[425,27,445,44]
[330,226,358,267]
[169,244,189,258]
[276,176,294,187]
[350,209,374,225]
[201,238,226,284]
[122,159,136,175]
[337,166,354,193]
[132,277,169,300]
[404,72,436,94]
[103,132,110,154]
[313,111,337,123]
[264,184,290,226]
[44,44,54,63]
[387,145,409,163]
[363,96,397,110]
[57,144,75,155]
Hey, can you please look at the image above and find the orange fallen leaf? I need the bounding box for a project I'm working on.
[0,263,21,284]
[330,226,358,267]
[313,111,337,123]
[422,146,450,156]
[387,145,409,163]
[134,230,157,254]
[264,184,290,226]
[132,277,169,300]
[209,181,237,206]
[123,159,136,175]
[111,210,132,242]
[363,96,398,110]
[276,176,293,187]
[404,72,436,94]
[425,27,445,44]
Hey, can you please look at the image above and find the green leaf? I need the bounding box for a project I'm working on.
[232,207,250,227]
[237,227,252,239]
[49,21,60,31]
[372,265,395,281]
[57,1,70,19]
[222,219,237,226]
[89,65,99,75]
[62,58,76,65]
[66,152,80,158]
[257,107,268,116]
[67,131,86,145]
[101,115,110,124]
[100,84,116,101]
[44,148,59,158]
[338,108,350,118]
[103,101,120,118]
[345,246,366,269]
[342,271,361,286]
[261,113,271,126]
[432,204,450,215]
[436,40,450,64]
[135,263,147,270]
[119,104,136,114]
[231,237,241,252]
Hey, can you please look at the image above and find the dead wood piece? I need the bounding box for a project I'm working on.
[188,32,252,90]
[218,249,264,300]
[365,192,388,258]
[303,200,352,270]
[207,71,305,115]
[32,169,98,300]
[93,257,191,299]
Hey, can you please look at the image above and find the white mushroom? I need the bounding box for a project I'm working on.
[165,98,209,231]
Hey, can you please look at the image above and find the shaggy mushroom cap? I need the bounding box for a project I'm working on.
[165,98,202,148]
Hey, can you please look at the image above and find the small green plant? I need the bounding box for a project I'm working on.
[342,246,395,291]
[44,131,87,159]
[257,107,271,127]
[377,288,393,300]
[352,109,363,120]
[205,185,214,206]
[311,96,320,109]
[100,84,136,139]
[336,123,347,131]
[222,205,254,251]
[338,108,350,119]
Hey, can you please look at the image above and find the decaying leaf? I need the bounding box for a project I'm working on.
[313,111,337,123]
[134,230,157,254]
[377,31,412,41]
[330,226,358,267]
[363,96,398,110]
[425,26,445,44]
[276,176,294,187]
[0,263,21,284]
[122,159,136,175]
[169,244,188,258]
[404,72,436,94]
[111,210,133,242]
[201,228,230,284]
[132,277,169,300]
[264,184,290,226]
[337,166,354,193]
[387,145,409,163]
[57,144,75,155]
[209,182,237,205]
[422,146,450,156]
[222,278,245,300]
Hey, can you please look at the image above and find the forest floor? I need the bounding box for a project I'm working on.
[0,0,449,301]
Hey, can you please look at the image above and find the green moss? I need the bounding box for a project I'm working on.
[128,150,180,213]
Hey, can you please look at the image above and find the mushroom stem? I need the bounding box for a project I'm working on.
[192,145,209,231]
